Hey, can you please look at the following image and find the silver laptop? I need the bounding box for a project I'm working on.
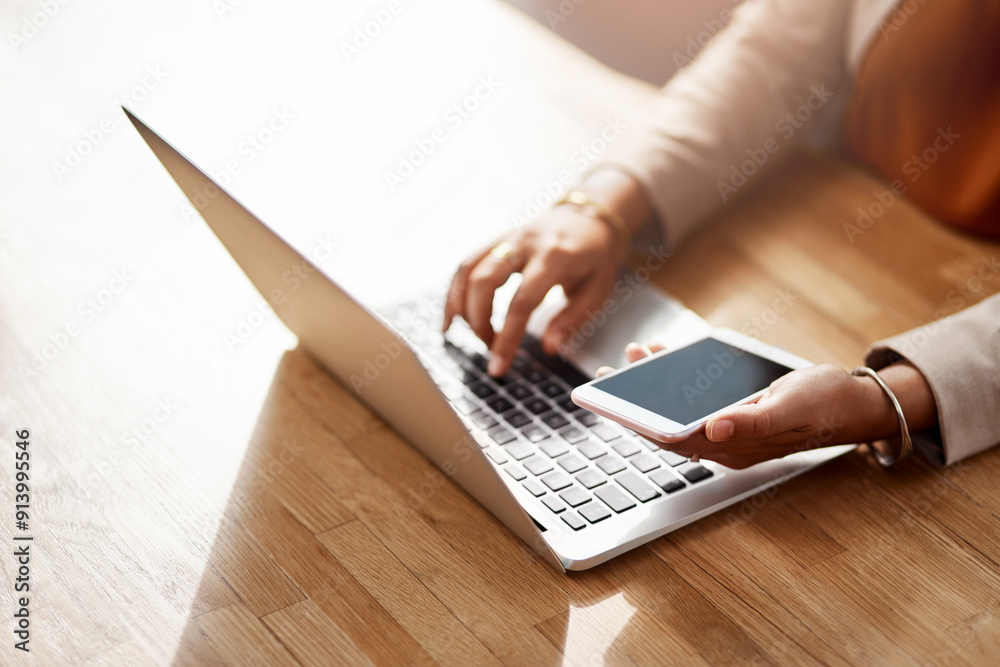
[125,108,854,571]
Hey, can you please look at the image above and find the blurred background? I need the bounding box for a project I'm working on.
[507,0,742,84]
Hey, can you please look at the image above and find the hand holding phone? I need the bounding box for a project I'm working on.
[571,330,810,443]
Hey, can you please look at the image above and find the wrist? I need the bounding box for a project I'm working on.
[573,168,654,239]
[852,372,902,441]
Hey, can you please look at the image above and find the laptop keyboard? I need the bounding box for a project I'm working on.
[387,306,719,533]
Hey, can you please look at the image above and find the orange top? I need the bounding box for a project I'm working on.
[845,0,1000,238]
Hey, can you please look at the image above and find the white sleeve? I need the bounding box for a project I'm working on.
[600,0,854,246]
[865,292,1000,467]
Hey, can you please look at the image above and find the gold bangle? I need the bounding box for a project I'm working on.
[557,190,630,258]
[851,366,913,467]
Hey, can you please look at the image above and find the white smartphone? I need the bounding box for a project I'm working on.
[571,329,812,442]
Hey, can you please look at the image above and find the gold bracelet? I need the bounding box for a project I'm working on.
[851,366,913,467]
[556,190,631,258]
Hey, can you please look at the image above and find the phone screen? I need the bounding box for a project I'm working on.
[590,338,793,426]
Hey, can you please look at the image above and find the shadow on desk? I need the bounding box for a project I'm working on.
[167,324,1000,665]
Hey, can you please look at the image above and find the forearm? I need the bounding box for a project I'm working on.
[591,0,852,247]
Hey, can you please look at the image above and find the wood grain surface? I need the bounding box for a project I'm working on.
[2,0,999,664]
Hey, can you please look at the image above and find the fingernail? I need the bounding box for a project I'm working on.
[709,419,735,441]
[488,356,506,377]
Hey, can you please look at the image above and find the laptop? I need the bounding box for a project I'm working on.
[124,108,855,571]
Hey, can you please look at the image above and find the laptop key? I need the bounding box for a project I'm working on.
[558,426,588,444]
[678,462,714,484]
[523,366,548,384]
[658,449,688,467]
[630,453,661,473]
[486,447,508,465]
[541,471,573,492]
[511,355,532,372]
[470,410,498,430]
[506,383,534,401]
[524,456,554,476]
[640,437,660,451]
[616,472,662,503]
[539,439,569,458]
[523,398,551,415]
[457,367,480,385]
[505,442,535,461]
[576,412,601,427]
[442,340,466,361]
[557,455,588,474]
[595,486,636,513]
[453,398,478,415]
[649,470,686,494]
[561,511,586,531]
[541,412,570,430]
[559,486,591,508]
[469,352,490,372]
[576,440,608,460]
[522,478,546,497]
[596,455,627,475]
[575,469,607,489]
[542,496,566,514]
[612,440,642,458]
[522,336,591,386]
[439,383,465,400]
[505,411,531,428]
[487,425,516,445]
[538,381,565,399]
[591,422,622,443]
[521,424,550,443]
[578,501,612,524]
[504,463,527,481]
[485,396,515,414]
[468,381,496,399]
[558,397,582,413]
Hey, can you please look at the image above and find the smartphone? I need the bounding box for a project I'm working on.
[571,330,811,442]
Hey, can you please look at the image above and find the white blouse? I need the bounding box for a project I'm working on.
[602,0,900,245]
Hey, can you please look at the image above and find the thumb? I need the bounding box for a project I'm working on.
[706,400,789,442]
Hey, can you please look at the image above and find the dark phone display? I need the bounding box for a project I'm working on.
[591,338,793,426]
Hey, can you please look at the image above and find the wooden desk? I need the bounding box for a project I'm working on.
[3,0,999,664]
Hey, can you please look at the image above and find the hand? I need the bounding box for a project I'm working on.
[442,170,653,377]
[605,343,937,469]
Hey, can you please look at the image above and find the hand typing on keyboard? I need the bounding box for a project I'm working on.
[441,170,655,378]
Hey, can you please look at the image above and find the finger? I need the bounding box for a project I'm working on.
[595,365,615,377]
[705,400,795,442]
[542,269,614,355]
[624,341,665,364]
[487,262,554,376]
[442,248,490,332]
[464,248,523,347]
[624,343,647,364]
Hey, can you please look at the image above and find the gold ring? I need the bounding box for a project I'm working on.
[490,241,516,261]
